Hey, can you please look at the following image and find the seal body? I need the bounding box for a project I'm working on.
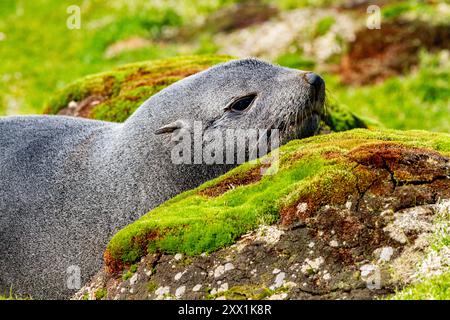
[0,59,325,299]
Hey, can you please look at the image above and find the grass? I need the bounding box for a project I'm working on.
[0,288,30,300]
[0,0,241,116]
[105,128,450,270]
[1,1,448,134]
[94,288,107,300]
[44,55,232,121]
[326,52,450,132]
[382,0,450,23]
[390,273,450,300]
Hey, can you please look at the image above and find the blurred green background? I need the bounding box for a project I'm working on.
[0,0,448,131]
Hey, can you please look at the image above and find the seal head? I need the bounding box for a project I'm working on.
[148,59,325,146]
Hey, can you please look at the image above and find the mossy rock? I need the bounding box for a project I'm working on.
[45,54,366,132]
[104,128,450,273]
[44,55,232,122]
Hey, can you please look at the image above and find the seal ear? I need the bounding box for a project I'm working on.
[154,120,189,135]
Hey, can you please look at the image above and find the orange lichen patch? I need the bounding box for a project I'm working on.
[105,230,160,274]
[199,166,263,198]
[280,150,309,167]
[122,68,202,91]
[321,150,344,160]
[331,248,355,266]
[104,250,124,275]
[279,142,449,228]
[315,207,365,242]
[348,143,450,183]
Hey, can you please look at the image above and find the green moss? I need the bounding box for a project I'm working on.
[213,284,288,300]
[389,273,450,300]
[45,55,233,121]
[94,288,107,300]
[122,264,138,281]
[105,129,450,269]
[323,96,369,132]
[276,52,315,70]
[327,52,450,132]
[147,281,158,293]
[315,16,335,37]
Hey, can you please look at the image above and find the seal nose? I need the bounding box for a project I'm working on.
[304,72,324,89]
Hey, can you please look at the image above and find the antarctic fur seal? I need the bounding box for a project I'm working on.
[0,58,325,299]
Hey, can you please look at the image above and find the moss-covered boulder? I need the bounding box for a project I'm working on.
[75,129,450,300]
[105,128,450,267]
[45,55,231,122]
[45,55,367,132]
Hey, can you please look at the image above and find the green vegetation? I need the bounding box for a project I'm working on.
[382,0,450,23]
[209,284,288,300]
[2,1,448,133]
[0,0,239,116]
[94,288,107,300]
[105,129,450,269]
[0,288,30,300]
[147,281,158,293]
[45,55,231,121]
[315,16,335,37]
[276,53,315,70]
[390,273,450,300]
[122,264,138,281]
[326,53,450,132]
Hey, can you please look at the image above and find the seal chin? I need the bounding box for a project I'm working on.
[280,94,324,142]
[296,112,321,139]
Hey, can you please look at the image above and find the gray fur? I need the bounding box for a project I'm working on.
[0,59,324,299]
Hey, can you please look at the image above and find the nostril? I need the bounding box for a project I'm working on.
[304,72,324,89]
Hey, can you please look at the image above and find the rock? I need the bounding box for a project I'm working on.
[174,253,183,261]
[218,283,229,293]
[329,240,339,248]
[224,263,234,272]
[268,293,288,300]
[175,286,186,298]
[214,265,225,278]
[174,271,186,281]
[75,130,450,300]
[375,247,394,262]
[272,272,286,289]
[301,257,325,275]
[129,274,139,286]
[192,284,202,292]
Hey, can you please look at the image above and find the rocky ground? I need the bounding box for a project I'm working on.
[74,130,450,300]
[76,200,450,300]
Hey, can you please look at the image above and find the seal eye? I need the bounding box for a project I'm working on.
[229,94,256,112]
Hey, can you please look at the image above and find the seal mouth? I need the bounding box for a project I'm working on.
[278,89,325,142]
